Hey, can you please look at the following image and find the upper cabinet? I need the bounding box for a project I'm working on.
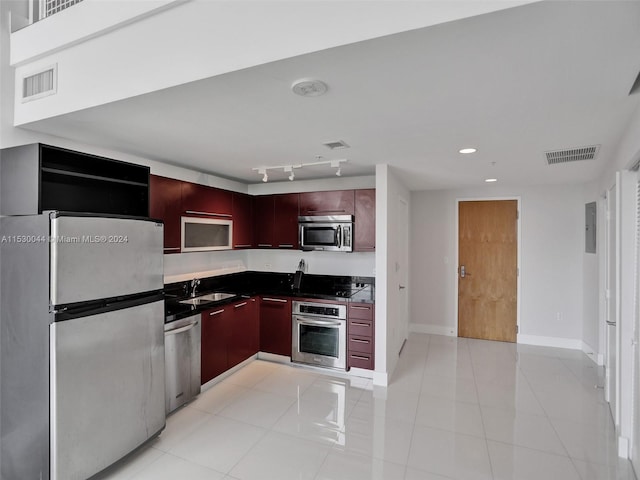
[181,182,232,217]
[149,175,182,254]
[1,144,149,217]
[253,193,299,249]
[232,192,253,249]
[299,190,355,216]
[354,189,376,252]
[273,194,299,249]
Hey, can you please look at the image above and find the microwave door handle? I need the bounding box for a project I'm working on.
[336,225,342,249]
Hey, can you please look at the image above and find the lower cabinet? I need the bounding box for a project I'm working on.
[228,297,259,368]
[347,302,375,370]
[259,296,292,357]
[201,297,259,385]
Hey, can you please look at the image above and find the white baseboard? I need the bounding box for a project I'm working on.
[618,436,630,458]
[257,352,292,364]
[581,342,605,366]
[372,370,388,386]
[410,323,456,337]
[517,334,582,350]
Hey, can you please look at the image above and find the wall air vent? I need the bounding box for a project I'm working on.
[22,65,57,103]
[545,145,600,165]
[323,140,350,150]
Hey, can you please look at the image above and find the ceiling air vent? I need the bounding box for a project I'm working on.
[22,65,57,103]
[323,140,350,150]
[545,145,600,165]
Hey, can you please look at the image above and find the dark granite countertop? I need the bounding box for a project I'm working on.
[164,271,375,322]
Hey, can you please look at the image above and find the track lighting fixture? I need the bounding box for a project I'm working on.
[252,159,347,183]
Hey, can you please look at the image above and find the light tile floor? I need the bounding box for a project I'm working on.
[96,333,638,480]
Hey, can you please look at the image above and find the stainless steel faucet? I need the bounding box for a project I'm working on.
[297,258,306,273]
[190,278,201,297]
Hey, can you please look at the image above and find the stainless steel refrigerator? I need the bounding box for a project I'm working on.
[1,212,166,480]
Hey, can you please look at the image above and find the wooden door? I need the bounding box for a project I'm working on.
[253,195,275,248]
[458,200,518,342]
[201,307,230,384]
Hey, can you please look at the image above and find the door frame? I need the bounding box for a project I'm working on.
[454,196,522,340]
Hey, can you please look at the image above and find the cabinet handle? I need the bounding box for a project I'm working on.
[185,210,232,218]
[278,244,294,248]
[262,297,287,303]
[350,338,370,344]
[351,321,370,326]
[350,354,370,360]
[235,244,252,248]
[209,309,225,316]
[234,302,247,308]
[258,244,273,247]
[350,305,371,310]
[164,247,180,251]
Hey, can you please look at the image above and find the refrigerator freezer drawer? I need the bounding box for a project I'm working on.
[50,300,165,480]
[50,214,163,306]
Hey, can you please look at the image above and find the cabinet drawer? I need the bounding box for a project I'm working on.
[348,352,374,370]
[348,303,373,320]
[348,318,373,337]
[348,335,373,354]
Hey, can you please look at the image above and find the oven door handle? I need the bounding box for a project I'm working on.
[295,316,342,327]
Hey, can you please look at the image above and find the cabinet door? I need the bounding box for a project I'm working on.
[354,189,375,252]
[149,175,183,253]
[228,297,259,368]
[253,195,275,248]
[273,193,299,249]
[232,192,253,249]
[201,307,230,384]
[182,182,233,217]
[299,190,355,216]
[259,297,292,356]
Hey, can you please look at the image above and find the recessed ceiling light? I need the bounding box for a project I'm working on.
[459,148,477,154]
[485,178,497,183]
[292,79,328,97]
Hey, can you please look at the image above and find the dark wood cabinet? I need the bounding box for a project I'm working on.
[253,195,275,248]
[232,192,253,249]
[201,306,231,384]
[201,297,259,384]
[253,194,299,249]
[150,175,183,254]
[259,296,292,357]
[273,193,299,249]
[354,189,376,252]
[1,143,149,216]
[228,297,259,368]
[299,190,355,216]
[347,302,375,370]
[181,181,233,217]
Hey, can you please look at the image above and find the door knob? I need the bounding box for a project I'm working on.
[460,265,471,278]
[399,285,406,290]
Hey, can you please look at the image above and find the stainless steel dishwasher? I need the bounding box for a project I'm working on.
[164,314,201,414]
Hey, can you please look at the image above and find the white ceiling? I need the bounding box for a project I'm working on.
[21,1,640,190]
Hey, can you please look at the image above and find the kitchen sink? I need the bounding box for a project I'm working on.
[178,292,236,306]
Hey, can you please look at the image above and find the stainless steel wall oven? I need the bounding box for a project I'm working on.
[292,300,346,370]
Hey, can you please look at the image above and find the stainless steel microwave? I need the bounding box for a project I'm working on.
[181,216,233,252]
[299,215,353,252]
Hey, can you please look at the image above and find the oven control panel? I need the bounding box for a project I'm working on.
[292,301,347,319]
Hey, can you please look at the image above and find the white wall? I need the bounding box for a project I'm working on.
[248,176,375,195]
[9,0,533,125]
[248,250,374,277]
[375,164,410,384]
[581,181,601,363]
[410,184,585,347]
